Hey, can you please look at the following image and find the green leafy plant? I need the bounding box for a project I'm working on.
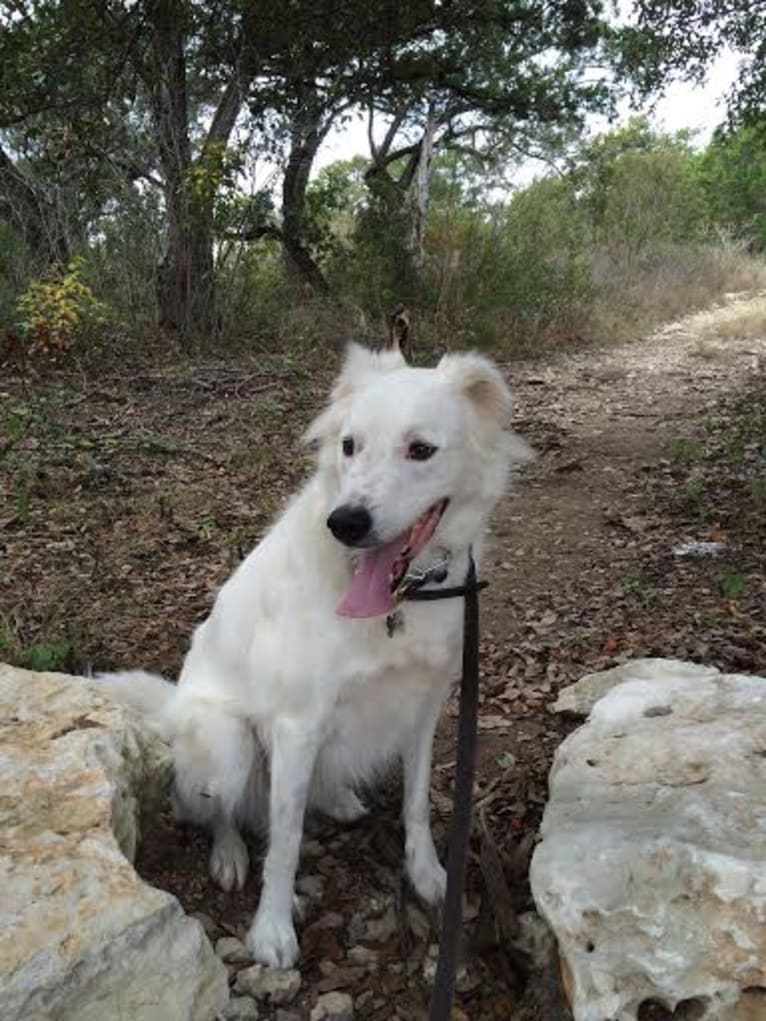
[671,436,704,463]
[719,567,746,600]
[24,640,72,672]
[16,257,109,356]
[624,573,657,607]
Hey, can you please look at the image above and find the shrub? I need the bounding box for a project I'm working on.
[15,257,109,357]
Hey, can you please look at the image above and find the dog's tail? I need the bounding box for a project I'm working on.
[96,669,176,738]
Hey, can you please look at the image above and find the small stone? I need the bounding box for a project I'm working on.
[275,1012,302,1021]
[316,965,365,992]
[310,991,354,1021]
[422,946,475,991]
[222,996,259,1019]
[363,904,397,942]
[347,945,378,967]
[302,839,324,858]
[511,911,556,971]
[235,964,301,1004]
[405,902,430,939]
[190,910,219,938]
[355,990,374,1010]
[296,874,325,899]
[215,936,251,965]
[313,911,344,930]
[347,911,366,944]
[463,894,481,922]
[316,855,339,876]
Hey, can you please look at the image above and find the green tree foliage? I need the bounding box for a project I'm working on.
[572,119,707,252]
[617,0,766,123]
[697,124,766,250]
[291,119,761,353]
[0,0,611,340]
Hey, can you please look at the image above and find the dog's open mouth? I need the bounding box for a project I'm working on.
[336,499,449,618]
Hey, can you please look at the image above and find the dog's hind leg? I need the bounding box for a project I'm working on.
[316,785,367,823]
[309,752,368,823]
[402,689,448,906]
[247,717,320,968]
[172,707,256,893]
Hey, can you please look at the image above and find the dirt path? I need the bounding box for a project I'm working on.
[2,292,766,1020]
[491,290,766,627]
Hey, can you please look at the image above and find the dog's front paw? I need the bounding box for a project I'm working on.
[407,850,447,906]
[246,906,299,969]
[209,829,249,892]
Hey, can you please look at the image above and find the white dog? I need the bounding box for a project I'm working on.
[102,343,530,969]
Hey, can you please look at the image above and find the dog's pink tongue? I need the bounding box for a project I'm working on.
[336,539,401,618]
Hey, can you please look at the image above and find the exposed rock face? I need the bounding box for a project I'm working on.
[531,659,766,1021]
[552,658,721,717]
[0,664,229,1021]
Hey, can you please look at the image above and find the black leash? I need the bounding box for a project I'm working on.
[403,552,485,1021]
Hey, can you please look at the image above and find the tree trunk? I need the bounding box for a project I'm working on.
[150,0,216,344]
[363,104,440,301]
[0,145,69,267]
[405,103,437,267]
[157,190,216,340]
[148,1,257,343]
[281,99,331,293]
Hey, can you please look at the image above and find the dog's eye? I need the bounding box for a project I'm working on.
[407,441,437,462]
[342,436,354,457]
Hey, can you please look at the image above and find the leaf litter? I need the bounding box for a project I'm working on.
[1,293,765,1019]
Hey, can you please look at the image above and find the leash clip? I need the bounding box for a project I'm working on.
[393,552,451,603]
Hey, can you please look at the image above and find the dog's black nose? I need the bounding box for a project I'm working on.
[327,505,372,546]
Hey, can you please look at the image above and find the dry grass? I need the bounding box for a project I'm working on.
[588,241,766,350]
[695,295,766,345]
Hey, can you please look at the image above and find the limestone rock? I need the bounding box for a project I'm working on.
[0,664,229,1021]
[216,936,252,964]
[347,944,379,967]
[234,964,302,1004]
[362,902,397,943]
[309,991,354,1021]
[552,658,720,716]
[221,996,260,1019]
[531,659,766,1021]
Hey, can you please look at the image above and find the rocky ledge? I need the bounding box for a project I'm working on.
[531,659,766,1021]
[0,663,228,1021]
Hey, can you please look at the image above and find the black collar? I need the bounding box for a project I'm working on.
[403,579,488,601]
[385,551,487,636]
[398,549,488,602]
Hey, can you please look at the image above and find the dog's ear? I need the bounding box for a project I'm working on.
[437,352,535,462]
[304,342,405,446]
[437,352,513,424]
[332,342,405,401]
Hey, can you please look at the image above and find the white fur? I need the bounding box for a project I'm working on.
[100,345,531,968]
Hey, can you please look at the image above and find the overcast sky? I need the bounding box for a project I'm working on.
[313,48,742,183]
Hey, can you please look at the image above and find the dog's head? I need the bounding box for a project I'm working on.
[306,343,532,617]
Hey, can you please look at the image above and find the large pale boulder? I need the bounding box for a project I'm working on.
[531,659,766,1021]
[0,664,229,1021]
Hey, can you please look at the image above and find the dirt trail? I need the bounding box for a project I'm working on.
[2,291,766,1020]
[454,292,766,795]
[497,291,766,607]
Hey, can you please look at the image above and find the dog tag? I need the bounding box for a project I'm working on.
[385,610,404,637]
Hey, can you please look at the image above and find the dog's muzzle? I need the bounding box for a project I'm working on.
[326,504,372,546]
